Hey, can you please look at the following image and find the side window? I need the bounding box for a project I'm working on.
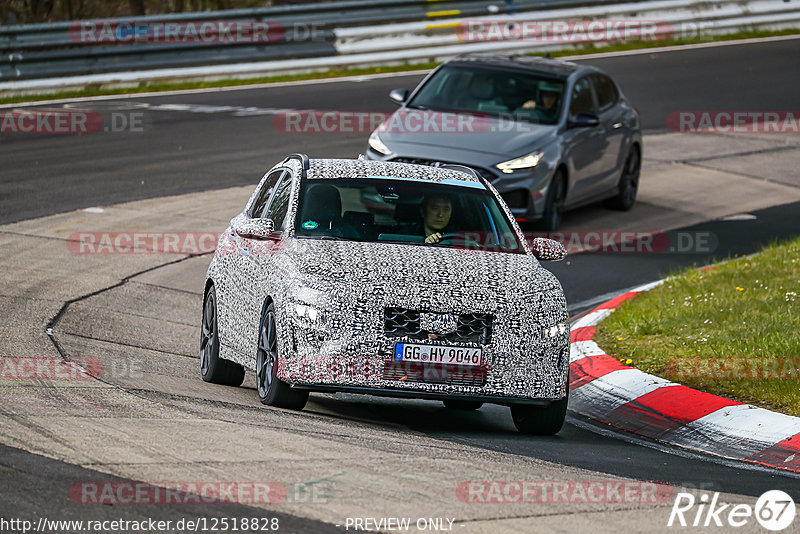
[248,170,284,218]
[592,74,619,113]
[568,77,596,121]
[264,175,293,231]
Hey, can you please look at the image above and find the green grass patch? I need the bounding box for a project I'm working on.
[2,28,799,105]
[595,237,800,416]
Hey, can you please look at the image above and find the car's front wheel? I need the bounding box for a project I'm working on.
[540,169,566,231]
[510,397,567,435]
[200,286,246,386]
[605,145,640,211]
[256,302,309,410]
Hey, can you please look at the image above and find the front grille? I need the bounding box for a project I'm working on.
[384,307,493,345]
[390,158,496,182]
[382,360,487,387]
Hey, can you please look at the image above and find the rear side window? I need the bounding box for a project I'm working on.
[568,77,596,121]
[249,170,284,218]
[264,175,293,231]
[592,74,619,112]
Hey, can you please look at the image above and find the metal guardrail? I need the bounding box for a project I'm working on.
[1,0,799,91]
[0,0,639,81]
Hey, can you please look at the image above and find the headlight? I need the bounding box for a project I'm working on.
[294,303,325,323]
[368,131,392,156]
[542,322,569,339]
[496,152,543,174]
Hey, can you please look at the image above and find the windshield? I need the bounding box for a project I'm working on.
[408,65,566,125]
[294,177,524,254]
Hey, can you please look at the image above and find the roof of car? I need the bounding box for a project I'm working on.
[306,158,485,187]
[445,53,586,77]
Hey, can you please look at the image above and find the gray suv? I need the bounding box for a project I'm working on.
[366,54,642,230]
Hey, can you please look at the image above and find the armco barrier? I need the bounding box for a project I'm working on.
[0,0,633,81]
[1,0,800,93]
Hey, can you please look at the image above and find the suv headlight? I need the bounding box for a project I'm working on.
[368,131,392,156]
[496,152,543,174]
[294,303,325,323]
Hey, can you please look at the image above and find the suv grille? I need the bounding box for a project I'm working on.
[384,307,493,345]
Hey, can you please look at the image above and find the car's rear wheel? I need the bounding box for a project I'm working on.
[540,169,566,231]
[200,286,246,386]
[256,302,309,410]
[443,400,483,410]
[510,397,567,435]
[605,145,640,211]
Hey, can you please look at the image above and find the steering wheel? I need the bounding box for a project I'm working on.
[435,232,482,249]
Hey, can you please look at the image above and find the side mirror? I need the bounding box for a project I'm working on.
[531,237,567,261]
[568,112,600,128]
[233,217,275,239]
[389,88,409,105]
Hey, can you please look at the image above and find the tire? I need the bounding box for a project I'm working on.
[443,400,483,410]
[200,286,246,386]
[604,145,640,211]
[256,302,309,410]
[510,396,567,435]
[539,170,566,231]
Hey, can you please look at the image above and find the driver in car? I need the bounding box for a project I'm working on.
[521,81,562,123]
[419,194,453,244]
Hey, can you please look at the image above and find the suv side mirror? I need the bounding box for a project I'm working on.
[530,237,567,261]
[233,217,275,239]
[568,112,600,128]
[389,88,409,105]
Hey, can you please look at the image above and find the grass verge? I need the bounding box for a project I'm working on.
[595,237,800,416]
[1,28,799,105]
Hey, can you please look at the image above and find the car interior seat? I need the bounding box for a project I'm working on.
[301,184,358,238]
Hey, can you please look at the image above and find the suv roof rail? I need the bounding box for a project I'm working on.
[284,153,310,173]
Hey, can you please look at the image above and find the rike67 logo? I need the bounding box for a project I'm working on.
[668,490,795,531]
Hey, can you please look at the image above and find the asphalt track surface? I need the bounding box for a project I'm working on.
[2,37,800,224]
[2,37,800,528]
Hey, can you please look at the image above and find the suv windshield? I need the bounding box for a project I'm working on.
[294,178,524,254]
[408,65,566,125]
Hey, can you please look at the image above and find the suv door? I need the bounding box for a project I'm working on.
[224,168,287,361]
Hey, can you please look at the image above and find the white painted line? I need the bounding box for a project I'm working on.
[667,404,800,458]
[631,279,665,293]
[570,368,675,417]
[571,308,612,329]
[0,69,432,110]
[569,340,606,363]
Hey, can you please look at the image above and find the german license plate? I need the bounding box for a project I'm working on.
[393,343,482,366]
